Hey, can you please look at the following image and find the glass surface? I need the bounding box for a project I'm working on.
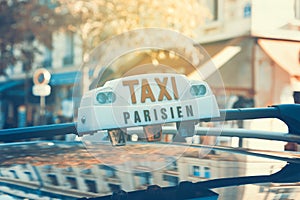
[0,140,299,200]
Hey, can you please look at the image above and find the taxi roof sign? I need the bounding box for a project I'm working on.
[77,73,220,135]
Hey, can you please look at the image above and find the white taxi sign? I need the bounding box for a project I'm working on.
[77,73,220,135]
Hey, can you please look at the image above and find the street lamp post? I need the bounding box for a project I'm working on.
[22,33,35,127]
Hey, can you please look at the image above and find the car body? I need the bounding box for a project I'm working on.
[0,138,299,200]
[1,105,300,199]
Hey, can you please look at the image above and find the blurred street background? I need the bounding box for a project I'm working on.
[0,0,298,129]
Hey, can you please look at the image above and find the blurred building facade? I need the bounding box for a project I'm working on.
[0,0,252,128]
[0,0,299,152]
[0,31,83,128]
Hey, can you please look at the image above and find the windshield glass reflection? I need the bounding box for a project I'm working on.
[1,141,298,200]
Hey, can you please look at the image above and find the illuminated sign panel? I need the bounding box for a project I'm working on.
[77,73,219,135]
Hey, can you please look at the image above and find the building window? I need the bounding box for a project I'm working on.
[106,168,116,178]
[274,192,291,200]
[199,0,221,25]
[43,165,52,172]
[63,55,74,66]
[64,167,73,173]
[166,158,178,171]
[43,47,52,68]
[163,175,179,186]
[66,177,78,189]
[81,168,92,175]
[134,172,151,187]
[100,165,117,178]
[9,170,19,179]
[191,166,211,178]
[204,167,211,178]
[243,3,251,18]
[47,174,59,186]
[63,32,74,66]
[192,166,200,177]
[24,172,34,181]
[21,164,28,169]
[85,179,97,193]
[108,183,121,192]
